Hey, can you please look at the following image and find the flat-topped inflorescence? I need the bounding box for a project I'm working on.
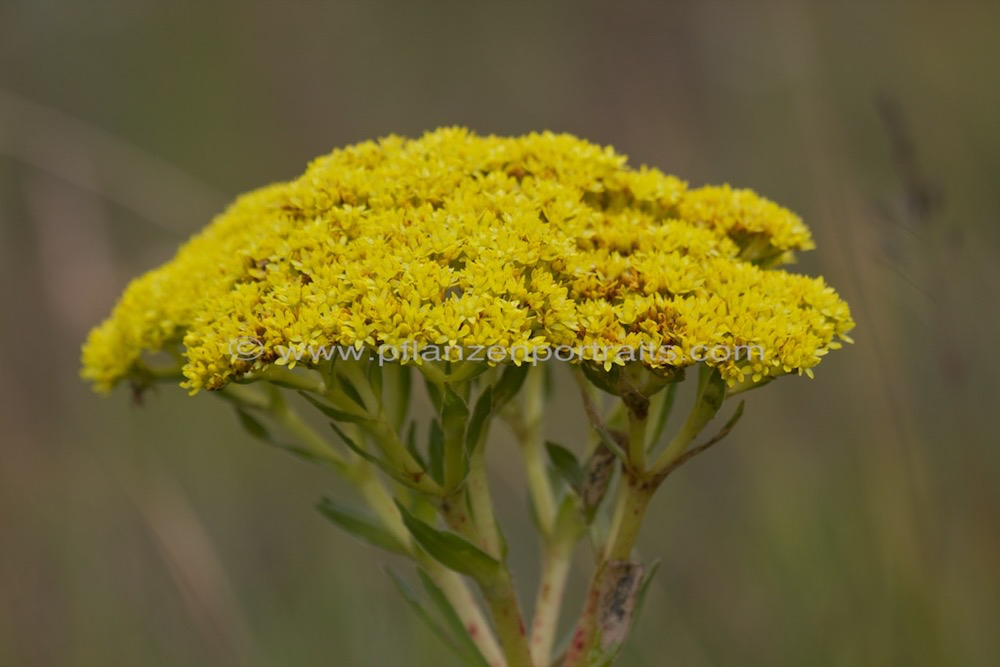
[81,127,853,394]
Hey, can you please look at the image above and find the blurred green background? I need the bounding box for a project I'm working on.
[2,2,998,665]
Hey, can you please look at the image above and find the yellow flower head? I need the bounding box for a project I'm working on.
[81,127,853,394]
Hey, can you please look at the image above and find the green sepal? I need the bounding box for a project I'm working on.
[316,496,410,556]
[395,502,501,583]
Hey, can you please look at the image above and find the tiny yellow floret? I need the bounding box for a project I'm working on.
[81,128,853,393]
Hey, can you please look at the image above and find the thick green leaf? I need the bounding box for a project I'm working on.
[316,497,409,555]
[396,502,501,583]
[545,441,584,492]
[416,569,491,667]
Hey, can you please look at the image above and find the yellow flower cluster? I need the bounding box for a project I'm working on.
[81,128,853,393]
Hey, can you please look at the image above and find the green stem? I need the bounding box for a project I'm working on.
[467,444,502,557]
[627,409,648,472]
[530,536,574,665]
[336,360,379,412]
[368,415,443,495]
[441,489,479,546]
[444,434,466,493]
[651,367,725,477]
[563,476,654,667]
[422,560,507,667]
[225,381,502,663]
[354,464,505,666]
[604,475,655,562]
[563,368,726,666]
[481,573,533,667]
[520,368,557,536]
[442,453,532,667]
